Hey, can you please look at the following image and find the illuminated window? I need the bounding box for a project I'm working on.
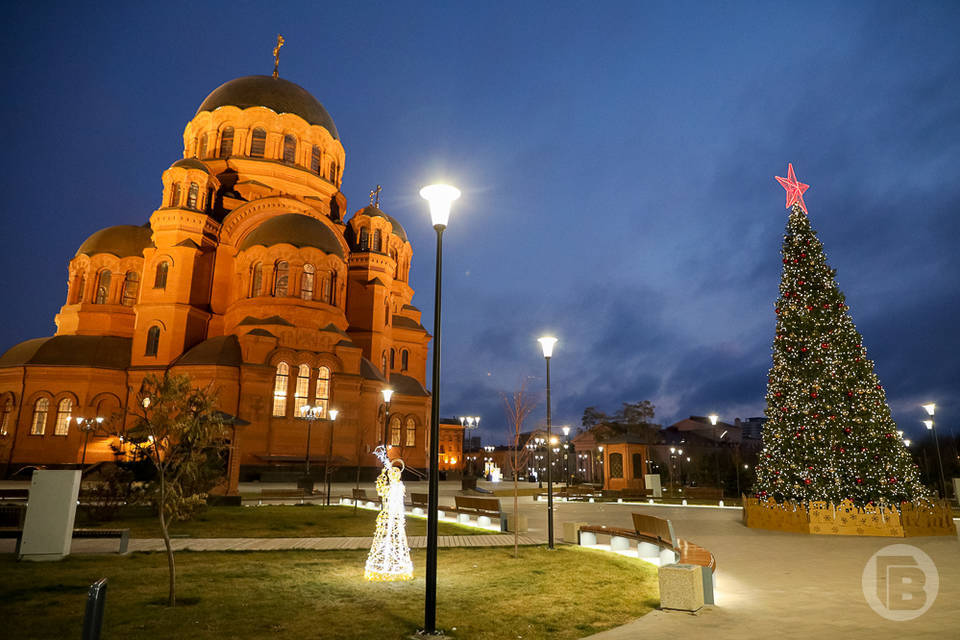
[54,398,73,436]
[373,229,382,252]
[94,271,111,304]
[283,135,296,164]
[121,271,139,306]
[31,397,49,435]
[274,261,288,297]
[198,134,207,159]
[314,366,330,417]
[0,399,11,434]
[145,326,160,356]
[294,364,310,416]
[311,145,321,174]
[218,127,234,158]
[250,128,266,157]
[301,264,315,300]
[405,417,416,447]
[359,228,369,251]
[187,182,199,209]
[272,362,289,417]
[154,261,169,289]
[74,274,86,304]
[609,453,623,478]
[169,183,181,207]
[390,415,401,446]
[401,350,408,371]
[250,263,263,297]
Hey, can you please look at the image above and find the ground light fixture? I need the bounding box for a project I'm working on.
[420,182,459,636]
[538,336,557,549]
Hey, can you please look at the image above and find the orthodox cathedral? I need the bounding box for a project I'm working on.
[0,67,462,490]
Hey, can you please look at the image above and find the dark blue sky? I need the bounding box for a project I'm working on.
[2,1,958,444]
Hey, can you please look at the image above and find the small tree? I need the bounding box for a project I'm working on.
[503,381,537,559]
[127,373,227,607]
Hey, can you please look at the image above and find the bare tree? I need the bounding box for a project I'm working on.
[502,381,537,558]
[353,409,378,511]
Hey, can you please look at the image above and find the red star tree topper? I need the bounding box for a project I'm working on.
[775,163,810,214]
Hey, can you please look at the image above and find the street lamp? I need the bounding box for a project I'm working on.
[420,182,459,635]
[708,414,722,498]
[300,405,324,494]
[381,388,394,445]
[922,403,947,499]
[75,416,104,467]
[538,336,557,550]
[324,409,339,506]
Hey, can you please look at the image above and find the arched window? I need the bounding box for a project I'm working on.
[0,398,12,435]
[121,271,139,306]
[250,127,266,157]
[169,183,181,207]
[391,248,399,277]
[321,275,331,303]
[390,349,395,370]
[54,398,73,436]
[632,453,644,479]
[329,162,337,182]
[272,362,289,417]
[390,415,402,446]
[405,417,416,447]
[74,274,86,304]
[282,134,296,164]
[385,301,390,326]
[359,228,369,251]
[198,134,208,159]
[206,187,214,213]
[95,270,111,304]
[250,263,263,297]
[373,229,382,252]
[301,264,315,300]
[401,350,409,371]
[218,127,234,158]
[329,270,337,306]
[273,261,289,297]
[381,351,388,374]
[294,364,310,416]
[311,145,322,174]
[187,182,199,209]
[31,397,49,435]
[145,326,160,356]
[609,453,624,478]
[314,366,331,417]
[154,261,169,289]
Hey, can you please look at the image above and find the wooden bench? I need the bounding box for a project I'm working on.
[452,496,504,530]
[352,488,381,508]
[0,489,29,502]
[0,527,130,554]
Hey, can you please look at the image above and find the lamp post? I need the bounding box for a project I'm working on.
[381,388,394,445]
[597,445,603,486]
[420,182,459,635]
[300,405,323,494]
[562,426,571,484]
[538,336,557,550]
[75,416,104,467]
[922,403,947,499]
[708,414,723,498]
[459,416,480,477]
[324,409,339,506]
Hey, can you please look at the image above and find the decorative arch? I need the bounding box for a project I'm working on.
[29,394,53,435]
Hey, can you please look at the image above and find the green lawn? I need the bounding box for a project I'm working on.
[0,547,658,639]
[79,505,497,538]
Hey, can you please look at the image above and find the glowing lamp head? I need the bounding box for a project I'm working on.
[708,414,718,426]
[142,397,151,408]
[562,426,570,436]
[598,446,603,452]
[670,447,676,454]
[903,439,911,447]
[923,419,934,430]
[96,417,104,423]
[921,403,936,417]
[76,417,83,424]
[329,409,339,421]
[301,404,312,415]
[419,183,460,227]
[382,388,394,404]
[538,336,558,358]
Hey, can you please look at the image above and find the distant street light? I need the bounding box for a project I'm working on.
[75,416,104,467]
[381,388,394,444]
[324,409,339,505]
[922,403,947,499]
[538,336,558,550]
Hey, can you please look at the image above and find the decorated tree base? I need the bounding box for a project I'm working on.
[743,496,956,537]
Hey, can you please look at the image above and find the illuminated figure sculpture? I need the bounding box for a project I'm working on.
[364,446,414,581]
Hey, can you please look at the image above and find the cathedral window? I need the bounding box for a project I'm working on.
[198,134,208,159]
[329,270,337,306]
[0,399,12,435]
[154,261,169,289]
[145,326,160,356]
[390,349,395,370]
[272,362,289,417]
[373,229,382,252]
[314,366,331,417]
[74,274,86,304]
[273,261,289,297]
[169,183,181,207]
[389,415,402,447]
[250,128,266,158]
[328,162,336,182]
[250,263,263,297]
[310,145,321,174]
[321,275,330,303]
[94,271,111,304]
[282,135,296,164]
[294,364,310,416]
[301,264,315,300]
[401,350,408,371]
[30,397,49,435]
[187,182,199,209]
[218,127,234,158]
[405,417,416,447]
[54,398,73,436]
[381,351,388,374]
[121,271,139,306]
[359,228,369,251]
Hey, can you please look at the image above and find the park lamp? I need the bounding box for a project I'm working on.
[923,420,934,430]
[922,403,936,417]
[420,184,460,228]
[538,336,557,358]
[328,409,339,421]
[382,388,394,405]
[708,414,718,426]
[562,426,570,437]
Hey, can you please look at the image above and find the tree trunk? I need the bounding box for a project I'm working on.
[158,473,176,607]
[513,452,519,559]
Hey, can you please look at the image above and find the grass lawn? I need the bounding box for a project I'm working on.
[0,546,658,639]
[79,505,497,538]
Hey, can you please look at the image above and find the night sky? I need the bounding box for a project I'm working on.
[2,2,958,444]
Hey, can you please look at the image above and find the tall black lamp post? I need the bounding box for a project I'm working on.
[420,182,460,635]
[75,416,104,468]
[922,403,947,499]
[300,405,323,494]
[323,408,339,506]
[538,336,557,549]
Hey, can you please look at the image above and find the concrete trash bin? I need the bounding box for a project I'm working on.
[563,521,587,543]
[658,563,704,612]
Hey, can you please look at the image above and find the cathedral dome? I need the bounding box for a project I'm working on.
[359,205,408,242]
[238,214,344,258]
[75,224,154,258]
[196,76,339,139]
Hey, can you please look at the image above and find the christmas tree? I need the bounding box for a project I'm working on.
[754,164,929,508]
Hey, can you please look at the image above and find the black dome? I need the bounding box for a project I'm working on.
[238,214,344,258]
[170,158,210,173]
[76,225,154,258]
[197,76,339,139]
[359,205,408,242]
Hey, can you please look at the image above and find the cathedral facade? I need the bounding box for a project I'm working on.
[0,73,454,488]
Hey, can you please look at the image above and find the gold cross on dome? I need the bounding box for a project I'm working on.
[369,185,382,207]
[272,34,285,79]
